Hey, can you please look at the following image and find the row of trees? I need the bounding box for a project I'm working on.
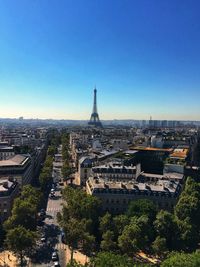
[39,129,61,189]
[58,187,157,266]
[66,252,152,267]
[39,128,65,189]
[3,185,42,266]
[57,186,100,264]
[99,200,157,256]
[39,153,54,190]
[61,132,73,180]
[66,251,200,267]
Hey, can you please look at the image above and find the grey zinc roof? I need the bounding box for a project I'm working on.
[0,155,28,166]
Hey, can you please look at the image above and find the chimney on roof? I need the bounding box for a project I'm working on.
[8,176,14,182]
[145,184,151,190]
[120,182,126,189]
[133,184,139,190]
[3,181,8,189]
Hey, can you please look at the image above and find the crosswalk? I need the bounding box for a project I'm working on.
[47,207,62,213]
[55,242,67,250]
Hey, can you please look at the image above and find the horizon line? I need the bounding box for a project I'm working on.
[0,117,200,122]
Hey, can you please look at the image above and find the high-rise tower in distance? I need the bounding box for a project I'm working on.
[88,88,102,127]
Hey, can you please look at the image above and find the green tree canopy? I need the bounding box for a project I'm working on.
[161,251,200,267]
[152,236,167,256]
[4,198,37,231]
[118,216,150,254]
[99,212,113,234]
[113,214,129,236]
[175,177,200,227]
[126,199,157,222]
[90,252,151,267]
[100,230,117,251]
[5,226,37,267]
[58,187,100,263]
[153,210,179,250]
[20,185,42,210]
[176,217,199,251]
[62,186,101,226]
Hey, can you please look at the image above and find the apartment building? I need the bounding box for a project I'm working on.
[0,155,33,186]
[0,178,19,221]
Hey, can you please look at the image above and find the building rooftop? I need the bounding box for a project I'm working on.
[139,172,184,181]
[131,146,173,152]
[97,149,118,159]
[170,148,188,159]
[0,146,14,152]
[0,178,17,194]
[93,162,137,171]
[0,155,29,167]
[87,176,180,194]
[124,150,138,155]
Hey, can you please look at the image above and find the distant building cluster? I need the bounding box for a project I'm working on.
[70,124,199,213]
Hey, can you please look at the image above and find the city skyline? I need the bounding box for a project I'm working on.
[0,1,200,120]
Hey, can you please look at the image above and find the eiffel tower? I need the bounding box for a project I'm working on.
[88,88,102,127]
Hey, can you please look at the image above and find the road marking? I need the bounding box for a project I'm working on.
[47,208,62,213]
[55,243,67,250]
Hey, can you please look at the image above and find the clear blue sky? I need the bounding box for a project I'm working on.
[0,0,200,120]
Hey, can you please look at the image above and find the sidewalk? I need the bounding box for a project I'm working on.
[0,251,17,267]
[66,247,89,265]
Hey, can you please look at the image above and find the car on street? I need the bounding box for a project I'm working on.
[50,191,55,198]
[40,234,46,243]
[37,218,44,226]
[40,208,46,214]
[39,209,46,218]
[51,251,59,261]
[53,262,60,267]
[60,229,65,243]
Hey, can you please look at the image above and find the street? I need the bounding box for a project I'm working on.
[30,183,66,267]
[30,146,66,267]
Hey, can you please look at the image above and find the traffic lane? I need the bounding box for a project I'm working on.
[46,181,64,220]
[31,190,64,265]
[45,184,66,265]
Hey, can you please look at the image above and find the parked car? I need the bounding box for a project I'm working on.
[60,229,65,243]
[59,181,64,186]
[50,191,55,198]
[40,234,46,243]
[37,218,44,226]
[38,211,45,221]
[40,208,46,214]
[39,209,46,217]
[51,251,59,261]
